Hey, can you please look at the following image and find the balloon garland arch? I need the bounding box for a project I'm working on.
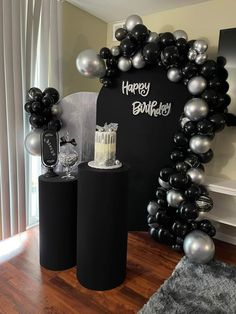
[77,14,234,262]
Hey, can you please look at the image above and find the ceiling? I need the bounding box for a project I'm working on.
[66,0,212,23]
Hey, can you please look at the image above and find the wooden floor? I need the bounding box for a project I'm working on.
[0,228,235,314]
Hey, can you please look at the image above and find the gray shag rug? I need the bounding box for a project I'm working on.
[139,257,236,314]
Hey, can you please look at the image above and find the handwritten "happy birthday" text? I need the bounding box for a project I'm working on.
[122,81,150,97]
[132,101,172,117]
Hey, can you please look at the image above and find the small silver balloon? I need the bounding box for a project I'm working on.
[24,129,42,156]
[132,51,146,69]
[188,49,198,61]
[183,230,215,264]
[167,190,184,208]
[118,56,132,72]
[189,135,212,154]
[158,177,170,190]
[193,40,208,54]
[184,98,209,121]
[147,201,159,215]
[147,31,159,43]
[111,46,121,57]
[187,168,205,185]
[125,14,143,32]
[167,67,182,82]
[187,76,207,95]
[195,53,208,65]
[76,49,106,78]
[173,30,188,41]
[51,104,62,117]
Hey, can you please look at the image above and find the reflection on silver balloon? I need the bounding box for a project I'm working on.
[167,67,182,82]
[187,168,205,185]
[132,51,146,69]
[147,201,159,215]
[167,190,184,208]
[118,56,132,72]
[193,40,208,54]
[195,53,208,65]
[24,129,42,156]
[51,104,62,117]
[187,76,207,95]
[125,14,143,32]
[183,230,215,264]
[184,98,209,121]
[173,30,188,41]
[189,135,212,154]
[147,32,159,43]
[158,177,170,189]
[188,49,198,61]
[76,49,106,78]
[111,46,121,57]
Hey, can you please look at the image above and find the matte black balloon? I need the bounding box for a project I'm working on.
[197,119,214,134]
[43,87,59,103]
[142,42,161,64]
[106,58,118,68]
[159,167,176,182]
[170,149,185,162]
[199,185,209,196]
[184,154,200,168]
[156,187,167,200]
[100,47,112,59]
[173,132,188,148]
[29,114,44,128]
[198,149,214,163]
[100,76,112,87]
[120,38,137,57]
[115,28,128,41]
[28,87,43,101]
[216,67,228,80]
[182,62,198,79]
[162,45,179,66]
[178,202,198,220]
[156,210,172,226]
[200,60,217,79]
[201,89,218,107]
[48,119,62,131]
[131,24,148,42]
[172,221,188,237]
[169,173,189,189]
[24,101,33,114]
[209,114,226,132]
[159,32,175,47]
[106,67,118,78]
[42,95,54,107]
[176,162,190,173]
[31,101,44,114]
[217,56,226,67]
[176,38,188,54]
[185,184,201,200]
[183,121,197,137]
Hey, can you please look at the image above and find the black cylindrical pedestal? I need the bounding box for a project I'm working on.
[77,163,129,290]
[39,175,77,270]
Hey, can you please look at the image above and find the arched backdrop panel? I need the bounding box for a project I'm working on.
[97,67,190,230]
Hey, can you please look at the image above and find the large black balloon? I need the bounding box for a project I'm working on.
[170,149,185,162]
[201,89,218,107]
[131,24,148,42]
[162,45,179,67]
[197,119,214,134]
[28,87,43,101]
[200,60,217,79]
[177,202,198,220]
[185,184,201,200]
[43,87,59,103]
[176,162,189,173]
[48,119,62,131]
[159,32,175,47]
[198,149,214,163]
[142,42,161,64]
[31,101,44,114]
[100,47,111,59]
[115,28,128,41]
[120,38,137,57]
[159,167,176,182]
[169,173,189,189]
[182,62,198,79]
[173,132,188,148]
[29,114,44,128]
[217,56,226,67]
[209,114,226,132]
[183,121,197,137]
[216,67,228,80]
[24,101,33,114]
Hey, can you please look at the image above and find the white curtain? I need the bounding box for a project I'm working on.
[0,0,62,239]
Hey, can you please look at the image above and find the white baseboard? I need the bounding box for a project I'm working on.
[215,231,236,245]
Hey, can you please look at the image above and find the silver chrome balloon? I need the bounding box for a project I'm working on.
[118,56,132,72]
[76,49,106,78]
[183,230,215,264]
[24,129,42,156]
[125,14,143,32]
[189,135,212,154]
[195,53,208,65]
[187,168,205,185]
[188,49,198,61]
[167,67,182,82]
[51,104,62,117]
[193,40,208,54]
[173,30,188,41]
[147,31,159,43]
[167,190,184,208]
[147,201,159,215]
[184,98,209,121]
[111,46,121,57]
[187,76,207,95]
[132,51,146,69]
[158,177,170,189]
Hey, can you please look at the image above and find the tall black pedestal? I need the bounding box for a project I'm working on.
[39,175,77,270]
[77,163,129,290]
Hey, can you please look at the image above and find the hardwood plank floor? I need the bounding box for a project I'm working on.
[0,227,235,314]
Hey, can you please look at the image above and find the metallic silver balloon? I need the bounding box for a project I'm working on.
[184,98,209,121]
[195,53,208,65]
[147,31,159,43]
[188,49,198,61]
[51,104,62,117]
[183,230,215,264]
[118,56,132,72]
[132,51,146,69]
[167,190,184,208]
[24,129,42,156]
[76,49,106,78]
[193,40,208,54]
[173,30,188,41]
[167,67,182,82]
[111,46,121,57]
[187,168,205,185]
[187,76,207,95]
[125,14,143,32]
[189,135,212,154]
[147,201,159,215]
[158,177,170,189]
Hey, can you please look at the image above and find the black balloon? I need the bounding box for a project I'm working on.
[176,161,189,173]
[28,87,43,101]
[173,132,188,148]
[185,184,201,200]
[24,101,33,114]
[29,114,44,128]
[209,114,226,132]
[100,76,112,87]
[188,40,195,48]
[198,149,214,163]
[43,87,59,103]
[200,60,217,79]
[217,94,231,109]
[162,45,179,67]
[201,89,218,107]
[147,215,158,228]
[172,244,183,251]
[120,38,137,57]
[184,154,200,168]
[199,185,209,196]
[196,195,213,212]
[188,220,198,231]
[172,221,188,237]
[48,119,62,131]
[209,77,229,93]
[169,173,189,189]
[106,67,118,78]
[217,56,226,67]
[176,38,188,54]
[31,101,44,114]
[115,28,128,41]
[198,219,214,234]
[177,202,198,220]
[156,187,167,200]
[131,24,148,42]
[176,236,184,246]
[157,227,175,245]
[170,149,185,162]
[156,198,168,208]
[182,62,198,79]
[159,32,175,47]
[183,121,197,137]
[197,119,214,134]
[42,95,54,107]
[42,107,52,124]
[208,225,216,237]
[216,67,228,80]
[100,47,112,59]
[156,210,172,226]
[142,42,160,64]
[106,58,118,68]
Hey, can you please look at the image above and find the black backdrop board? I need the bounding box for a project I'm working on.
[97,67,190,230]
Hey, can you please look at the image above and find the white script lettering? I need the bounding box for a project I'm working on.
[122,81,150,97]
[132,101,172,117]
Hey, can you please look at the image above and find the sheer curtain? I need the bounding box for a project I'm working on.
[0,0,62,239]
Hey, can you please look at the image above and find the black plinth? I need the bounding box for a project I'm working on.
[39,175,77,271]
[77,163,129,290]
